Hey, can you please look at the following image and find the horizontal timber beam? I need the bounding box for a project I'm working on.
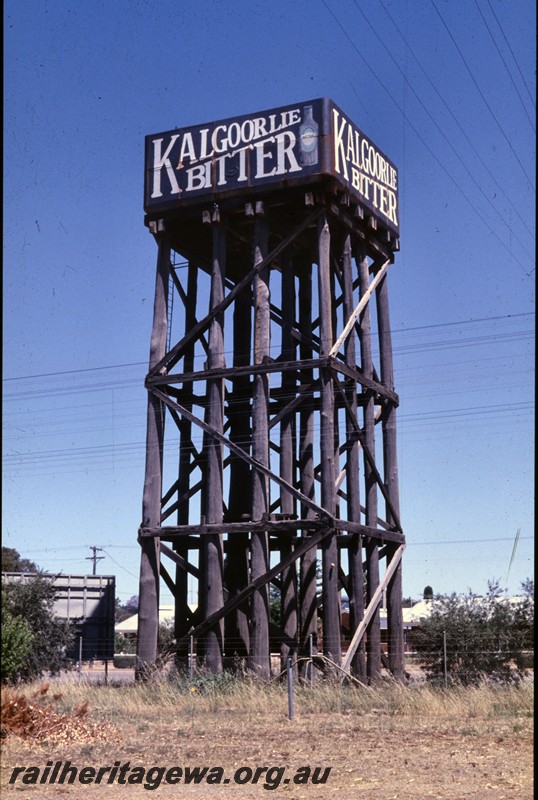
[150,386,331,523]
[173,525,334,650]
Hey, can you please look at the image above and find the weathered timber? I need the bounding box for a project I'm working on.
[298,263,318,675]
[174,261,198,667]
[148,387,332,523]
[160,542,200,578]
[250,211,271,678]
[376,271,405,679]
[329,260,390,359]
[148,207,324,378]
[200,220,226,672]
[224,282,251,660]
[138,180,404,680]
[279,250,298,673]
[341,544,405,675]
[137,230,170,676]
[139,519,403,544]
[357,245,381,682]
[175,525,334,651]
[318,212,341,667]
[342,233,366,680]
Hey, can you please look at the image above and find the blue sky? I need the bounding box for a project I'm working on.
[3,0,534,605]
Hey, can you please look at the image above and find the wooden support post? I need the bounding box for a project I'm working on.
[225,279,251,661]
[201,220,226,673]
[357,246,381,682]
[318,213,341,667]
[376,272,404,680]
[174,261,198,670]
[250,209,271,678]
[280,251,298,674]
[342,234,366,681]
[137,229,170,677]
[298,263,318,677]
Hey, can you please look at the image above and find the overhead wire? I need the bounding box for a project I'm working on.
[378,0,535,240]
[321,1,534,276]
[472,0,535,132]
[353,0,534,259]
[484,0,536,109]
[430,0,535,189]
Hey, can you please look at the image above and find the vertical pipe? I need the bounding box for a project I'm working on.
[137,230,170,676]
[342,234,366,681]
[376,271,404,680]
[202,220,226,673]
[250,211,271,678]
[356,246,381,682]
[298,263,318,677]
[280,251,298,674]
[318,213,341,667]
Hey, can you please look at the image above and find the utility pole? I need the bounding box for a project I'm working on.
[86,546,105,575]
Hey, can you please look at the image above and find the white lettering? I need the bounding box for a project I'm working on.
[199,128,212,160]
[237,146,251,182]
[333,109,349,180]
[211,125,228,154]
[178,132,196,164]
[186,162,211,192]
[241,119,255,143]
[227,122,241,149]
[254,137,276,178]
[275,131,301,175]
[151,135,181,198]
[252,117,268,140]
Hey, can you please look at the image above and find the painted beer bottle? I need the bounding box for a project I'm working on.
[299,105,319,166]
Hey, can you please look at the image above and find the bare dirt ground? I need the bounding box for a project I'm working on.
[1,677,533,799]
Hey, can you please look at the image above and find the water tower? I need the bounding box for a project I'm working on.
[137,98,405,682]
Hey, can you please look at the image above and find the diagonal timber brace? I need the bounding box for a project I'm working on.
[149,385,332,523]
[173,525,334,650]
[149,207,325,378]
[341,544,405,675]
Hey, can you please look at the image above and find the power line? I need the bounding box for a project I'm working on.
[472,0,535,132]
[430,0,535,189]
[2,313,533,386]
[484,0,536,109]
[378,0,535,240]
[353,0,534,258]
[322,1,534,275]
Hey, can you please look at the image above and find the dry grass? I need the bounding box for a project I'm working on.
[7,672,529,721]
[1,675,533,798]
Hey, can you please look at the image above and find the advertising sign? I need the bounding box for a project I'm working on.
[145,98,399,234]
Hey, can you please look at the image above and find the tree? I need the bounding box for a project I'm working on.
[1,598,34,683]
[1,546,39,573]
[413,579,534,685]
[1,575,74,682]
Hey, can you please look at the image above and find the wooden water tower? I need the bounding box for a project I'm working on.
[137,98,405,682]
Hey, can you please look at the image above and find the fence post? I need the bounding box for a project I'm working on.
[287,657,295,721]
[309,633,314,687]
[189,634,194,680]
[443,630,448,688]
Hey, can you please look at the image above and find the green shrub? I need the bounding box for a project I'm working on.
[413,579,534,686]
[1,605,34,683]
[1,575,74,681]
